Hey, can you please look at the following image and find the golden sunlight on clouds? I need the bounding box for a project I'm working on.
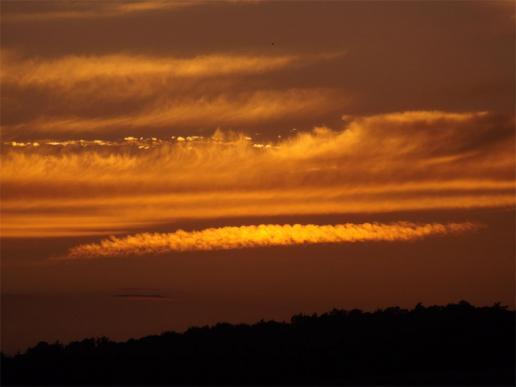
[0,49,345,137]
[0,53,299,88]
[0,49,345,138]
[353,111,490,124]
[2,89,337,134]
[0,0,206,22]
[1,110,513,238]
[64,222,480,259]
[1,0,515,357]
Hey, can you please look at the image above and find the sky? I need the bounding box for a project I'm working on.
[0,0,515,354]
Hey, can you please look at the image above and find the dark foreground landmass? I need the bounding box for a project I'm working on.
[1,301,514,386]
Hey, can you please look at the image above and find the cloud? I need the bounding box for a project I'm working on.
[1,111,513,237]
[0,50,344,135]
[63,222,480,259]
[2,89,339,135]
[0,1,211,22]
[113,294,170,301]
[0,53,299,88]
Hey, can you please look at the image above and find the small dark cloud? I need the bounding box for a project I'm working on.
[113,288,172,300]
[113,293,171,301]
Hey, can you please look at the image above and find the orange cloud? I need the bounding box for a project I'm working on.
[0,49,346,136]
[0,50,345,137]
[0,1,210,22]
[0,53,298,88]
[64,222,480,259]
[2,89,338,134]
[1,111,513,237]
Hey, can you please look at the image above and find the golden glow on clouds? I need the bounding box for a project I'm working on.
[352,111,490,124]
[0,1,207,22]
[65,222,480,259]
[0,49,345,136]
[1,111,513,238]
[0,48,345,137]
[4,89,336,133]
[0,53,298,88]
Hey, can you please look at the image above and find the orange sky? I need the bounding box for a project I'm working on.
[0,0,514,354]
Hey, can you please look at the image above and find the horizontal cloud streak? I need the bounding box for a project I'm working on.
[1,111,513,237]
[2,89,339,135]
[65,222,480,259]
[0,53,299,88]
[0,1,210,22]
[0,49,344,135]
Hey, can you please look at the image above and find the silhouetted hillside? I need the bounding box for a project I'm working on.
[1,301,514,386]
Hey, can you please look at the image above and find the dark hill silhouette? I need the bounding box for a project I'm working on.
[1,301,514,386]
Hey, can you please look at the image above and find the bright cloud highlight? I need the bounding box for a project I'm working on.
[1,111,513,237]
[65,222,480,259]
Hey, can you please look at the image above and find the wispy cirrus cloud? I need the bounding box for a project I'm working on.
[0,1,213,22]
[0,53,300,88]
[1,110,513,238]
[1,88,339,136]
[0,50,345,137]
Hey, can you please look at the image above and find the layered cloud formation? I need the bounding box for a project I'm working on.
[0,1,514,243]
[0,49,343,138]
[65,222,480,259]
[1,110,513,237]
[0,1,514,356]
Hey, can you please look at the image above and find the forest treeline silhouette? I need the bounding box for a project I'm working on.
[1,301,514,386]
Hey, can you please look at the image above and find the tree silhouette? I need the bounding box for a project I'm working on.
[1,301,514,386]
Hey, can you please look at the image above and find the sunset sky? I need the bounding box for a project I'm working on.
[1,0,515,354]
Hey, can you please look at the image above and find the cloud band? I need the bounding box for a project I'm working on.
[64,222,480,259]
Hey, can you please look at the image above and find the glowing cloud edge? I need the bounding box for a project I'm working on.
[63,222,481,259]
